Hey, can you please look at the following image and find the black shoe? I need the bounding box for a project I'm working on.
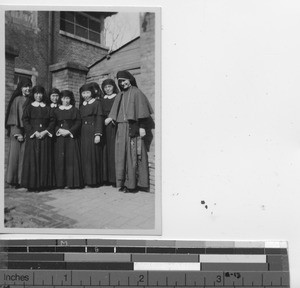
[124,187,138,193]
[123,187,130,193]
[119,186,126,192]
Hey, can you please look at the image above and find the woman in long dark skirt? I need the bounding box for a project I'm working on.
[47,87,61,188]
[101,79,119,186]
[53,90,83,189]
[5,78,32,188]
[21,85,55,191]
[79,83,104,187]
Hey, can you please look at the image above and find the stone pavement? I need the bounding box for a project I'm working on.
[4,186,155,230]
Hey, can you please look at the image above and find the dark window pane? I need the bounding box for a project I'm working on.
[89,19,100,32]
[76,13,88,28]
[89,31,100,43]
[75,25,88,39]
[14,74,19,86]
[61,19,74,34]
[60,19,65,30]
[61,11,74,22]
[14,74,31,87]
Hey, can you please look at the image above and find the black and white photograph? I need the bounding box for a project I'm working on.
[2,7,161,234]
[3,0,300,285]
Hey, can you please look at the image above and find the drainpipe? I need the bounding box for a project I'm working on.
[47,11,54,91]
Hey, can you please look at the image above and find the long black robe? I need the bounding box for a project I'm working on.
[108,86,154,190]
[101,96,117,184]
[53,106,83,188]
[79,99,104,186]
[5,95,27,186]
[21,103,55,190]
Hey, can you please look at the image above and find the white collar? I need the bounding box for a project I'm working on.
[83,98,96,106]
[59,105,73,110]
[50,103,58,108]
[103,93,117,99]
[32,101,46,107]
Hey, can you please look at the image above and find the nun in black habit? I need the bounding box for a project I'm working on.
[5,78,32,187]
[108,70,154,192]
[101,79,119,186]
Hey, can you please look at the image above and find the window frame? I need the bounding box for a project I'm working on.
[14,68,38,89]
[60,11,103,46]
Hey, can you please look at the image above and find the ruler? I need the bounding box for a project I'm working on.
[0,239,289,287]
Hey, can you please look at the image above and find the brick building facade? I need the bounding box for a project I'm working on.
[5,11,110,106]
[5,10,112,169]
[5,11,157,192]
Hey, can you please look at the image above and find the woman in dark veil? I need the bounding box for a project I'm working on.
[5,78,32,188]
[21,85,55,191]
[108,70,153,192]
[101,79,119,186]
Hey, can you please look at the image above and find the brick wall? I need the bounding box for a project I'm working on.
[5,49,19,174]
[5,11,110,93]
[140,13,155,113]
[5,11,49,88]
[50,62,88,107]
[140,12,156,193]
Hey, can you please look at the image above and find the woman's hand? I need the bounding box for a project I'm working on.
[105,118,112,126]
[94,135,101,144]
[139,128,146,138]
[59,129,70,137]
[17,135,24,142]
[38,130,48,139]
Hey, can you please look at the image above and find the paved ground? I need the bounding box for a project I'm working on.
[4,186,155,230]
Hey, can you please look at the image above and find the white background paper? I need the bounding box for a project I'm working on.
[1,0,300,286]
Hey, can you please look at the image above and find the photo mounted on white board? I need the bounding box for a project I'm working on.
[1,7,161,235]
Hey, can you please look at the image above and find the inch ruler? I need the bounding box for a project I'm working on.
[0,239,289,288]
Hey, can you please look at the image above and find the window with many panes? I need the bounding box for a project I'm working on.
[60,12,102,44]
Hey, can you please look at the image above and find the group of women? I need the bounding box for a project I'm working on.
[5,70,154,193]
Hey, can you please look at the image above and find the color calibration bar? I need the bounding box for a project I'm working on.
[0,239,289,287]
